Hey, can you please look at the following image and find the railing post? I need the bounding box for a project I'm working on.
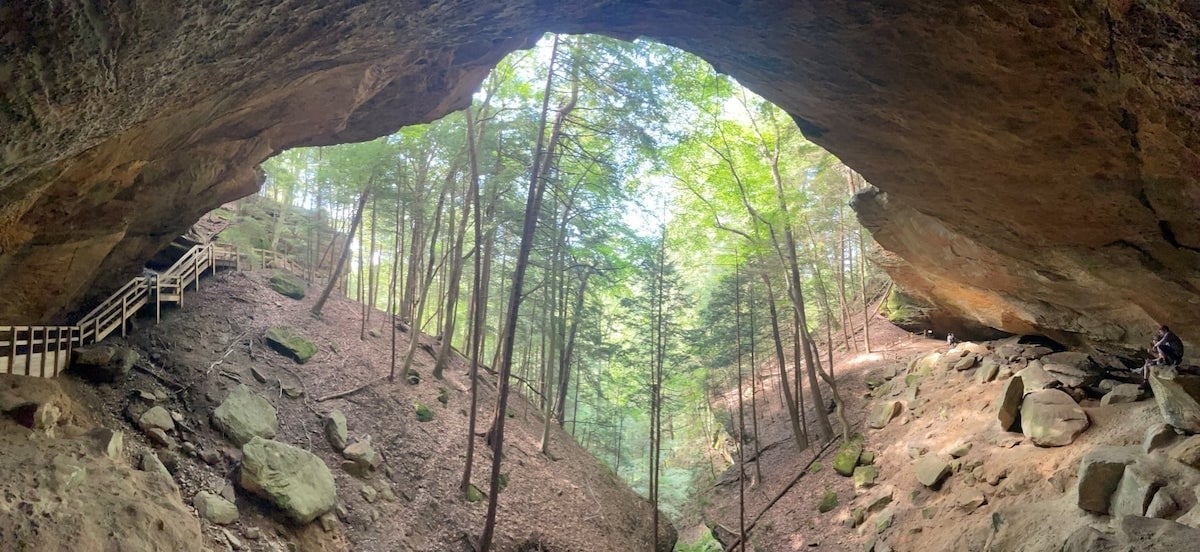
[38,327,46,378]
[211,246,216,276]
[194,254,200,292]
[5,327,13,375]
[121,293,128,338]
[155,276,161,323]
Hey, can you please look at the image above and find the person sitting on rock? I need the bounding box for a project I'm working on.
[1152,325,1184,366]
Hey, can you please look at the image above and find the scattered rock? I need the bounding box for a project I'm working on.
[859,451,876,465]
[846,507,865,528]
[239,437,336,524]
[948,442,973,458]
[1020,389,1089,447]
[222,528,244,550]
[1148,366,1200,433]
[1147,487,1180,519]
[1016,362,1057,393]
[324,410,348,452]
[250,366,269,384]
[1102,383,1143,406]
[140,451,172,480]
[212,384,278,446]
[361,484,378,503]
[1043,363,1093,388]
[1061,526,1121,552]
[72,345,138,383]
[907,444,928,459]
[868,401,903,429]
[1077,448,1138,515]
[818,490,838,513]
[268,271,306,300]
[1169,436,1200,468]
[1111,465,1161,517]
[342,439,379,478]
[955,490,987,513]
[90,427,123,460]
[265,326,317,364]
[466,484,485,502]
[138,406,175,433]
[875,508,894,534]
[200,449,221,465]
[914,456,951,489]
[866,487,893,513]
[953,355,978,372]
[853,466,879,490]
[414,402,434,422]
[1144,424,1177,453]
[194,490,239,525]
[145,427,173,448]
[975,361,999,384]
[243,526,261,540]
[833,440,863,477]
[1118,515,1200,550]
[996,376,1024,431]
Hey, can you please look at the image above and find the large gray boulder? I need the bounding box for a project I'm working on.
[1016,361,1057,393]
[1020,389,1089,447]
[996,375,1024,431]
[1111,465,1161,517]
[1101,383,1143,406]
[1077,447,1139,514]
[239,437,336,524]
[1148,366,1200,433]
[213,385,278,446]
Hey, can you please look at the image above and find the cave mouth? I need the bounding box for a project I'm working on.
[208,31,894,534]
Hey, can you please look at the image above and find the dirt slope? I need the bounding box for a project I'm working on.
[7,268,668,552]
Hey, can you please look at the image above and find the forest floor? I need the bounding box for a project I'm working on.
[700,315,1154,551]
[7,267,671,552]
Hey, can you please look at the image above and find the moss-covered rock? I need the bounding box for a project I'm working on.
[240,437,335,523]
[437,387,449,405]
[269,271,306,300]
[881,288,932,329]
[833,439,864,477]
[818,490,838,513]
[466,484,485,502]
[414,402,434,422]
[265,326,316,363]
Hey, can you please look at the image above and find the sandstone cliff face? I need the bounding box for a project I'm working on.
[1,2,1198,356]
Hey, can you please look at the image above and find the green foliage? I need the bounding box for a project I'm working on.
[414,402,434,422]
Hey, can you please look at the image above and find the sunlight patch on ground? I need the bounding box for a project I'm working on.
[842,352,886,368]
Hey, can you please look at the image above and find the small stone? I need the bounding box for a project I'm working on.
[324,410,349,452]
[867,488,893,513]
[379,486,396,502]
[343,439,379,478]
[859,451,876,465]
[914,455,951,489]
[1147,488,1179,519]
[438,387,449,405]
[953,355,977,372]
[242,526,261,540]
[907,444,928,459]
[1101,383,1142,405]
[319,512,339,532]
[868,401,903,429]
[221,482,237,503]
[145,427,173,448]
[200,449,221,465]
[251,366,269,384]
[854,466,879,489]
[222,528,243,550]
[948,442,972,458]
[414,402,434,422]
[194,491,239,525]
[955,490,987,512]
[137,390,157,402]
[1170,435,1200,468]
[282,384,303,398]
[975,361,999,384]
[181,442,197,456]
[138,406,175,433]
[849,507,866,528]
[818,490,838,513]
[995,376,1024,431]
[466,484,485,502]
[140,451,172,480]
[1144,423,1176,453]
[875,508,894,534]
[360,484,378,503]
[90,428,123,460]
[170,411,184,424]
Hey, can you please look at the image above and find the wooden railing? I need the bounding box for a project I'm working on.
[2,241,249,378]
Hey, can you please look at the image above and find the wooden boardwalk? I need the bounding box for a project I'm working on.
[0,242,283,377]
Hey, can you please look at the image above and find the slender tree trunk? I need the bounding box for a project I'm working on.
[312,182,371,318]
[461,107,485,493]
[734,261,746,551]
[761,273,807,451]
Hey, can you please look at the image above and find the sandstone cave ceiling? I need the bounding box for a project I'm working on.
[0,1,1198,359]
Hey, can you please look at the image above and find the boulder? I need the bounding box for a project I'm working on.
[138,406,175,433]
[1043,363,1093,388]
[414,402,434,422]
[914,455,951,489]
[868,401,903,429]
[265,327,317,364]
[995,375,1024,431]
[953,355,978,372]
[1042,351,1093,370]
[194,491,239,525]
[1111,465,1161,517]
[817,490,838,513]
[1144,424,1176,453]
[948,442,972,458]
[1077,447,1139,514]
[1146,487,1180,519]
[72,344,138,383]
[212,385,278,447]
[954,489,987,513]
[239,437,336,524]
[1148,366,1200,433]
[140,451,173,481]
[324,410,348,452]
[1020,389,1089,447]
[1016,361,1057,393]
[1101,384,1143,406]
[833,441,863,477]
[268,271,306,300]
[975,360,999,384]
[1118,516,1200,551]
[1169,435,1200,468]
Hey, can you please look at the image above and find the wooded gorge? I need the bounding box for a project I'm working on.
[217,34,887,547]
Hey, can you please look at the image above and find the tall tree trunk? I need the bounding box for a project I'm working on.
[761,273,807,451]
[312,182,371,318]
[461,106,485,493]
[479,35,569,552]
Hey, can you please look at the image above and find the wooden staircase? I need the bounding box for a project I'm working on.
[0,242,251,377]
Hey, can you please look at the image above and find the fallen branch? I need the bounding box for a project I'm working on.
[315,377,386,403]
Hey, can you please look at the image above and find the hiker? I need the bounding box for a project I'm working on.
[1152,325,1184,366]
[946,332,956,347]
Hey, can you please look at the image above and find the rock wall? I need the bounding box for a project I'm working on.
[1,2,1198,356]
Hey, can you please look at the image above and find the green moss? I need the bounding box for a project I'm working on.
[808,462,824,474]
[265,326,316,363]
[832,440,863,477]
[437,387,449,406]
[269,271,306,299]
[881,288,930,327]
[414,402,434,422]
[818,490,838,513]
[465,484,484,503]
